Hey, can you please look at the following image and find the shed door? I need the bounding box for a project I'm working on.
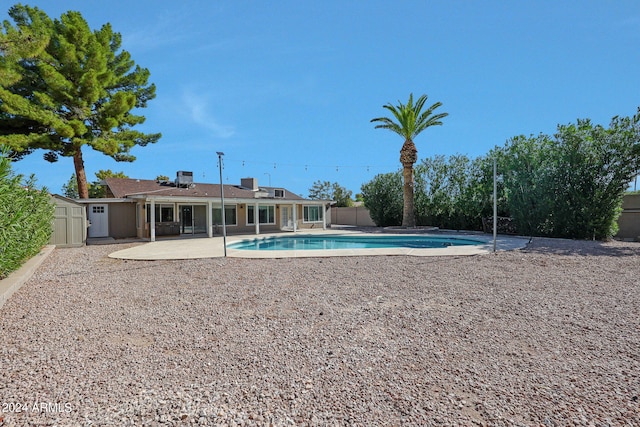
[88,204,109,237]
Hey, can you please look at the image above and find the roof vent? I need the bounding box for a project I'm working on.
[176,171,193,188]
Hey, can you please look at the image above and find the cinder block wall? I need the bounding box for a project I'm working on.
[616,194,640,241]
[331,206,376,227]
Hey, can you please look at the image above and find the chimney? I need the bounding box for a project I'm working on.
[241,177,258,191]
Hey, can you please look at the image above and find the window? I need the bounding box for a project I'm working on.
[274,189,285,198]
[247,205,275,225]
[92,206,104,213]
[146,204,174,222]
[212,205,237,226]
[160,206,173,222]
[303,205,324,222]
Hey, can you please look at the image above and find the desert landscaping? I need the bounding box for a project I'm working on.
[0,237,639,426]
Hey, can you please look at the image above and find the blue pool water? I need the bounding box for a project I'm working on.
[228,234,484,251]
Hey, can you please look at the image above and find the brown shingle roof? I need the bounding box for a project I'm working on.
[104,178,306,200]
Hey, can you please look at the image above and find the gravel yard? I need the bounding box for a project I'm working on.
[0,237,639,426]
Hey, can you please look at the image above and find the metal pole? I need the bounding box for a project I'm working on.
[493,156,497,253]
[217,152,227,257]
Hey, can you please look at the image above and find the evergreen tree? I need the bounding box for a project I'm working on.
[61,174,78,199]
[308,180,332,200]
[308,180,353,207]
[89,169,127,198]
[0,4,161,198]
[331,182,353,207]
[62,169,128,198]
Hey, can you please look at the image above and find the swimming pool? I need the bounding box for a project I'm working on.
[227,234,484,251]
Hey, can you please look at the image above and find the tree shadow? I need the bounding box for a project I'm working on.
[522,237,640,257]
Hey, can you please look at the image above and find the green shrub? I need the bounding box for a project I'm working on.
[362,158,504,230]
[361,171,403,226]
[502,115,640,239]
[362,111,640,240]
[412,153,508,231]
[0,152,54,279]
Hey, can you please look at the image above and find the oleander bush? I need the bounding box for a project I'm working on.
[414,153,509,231]
[362,111,640,239]
[362,154,507,231]
[361,171,403,227]
[500,114,640,239]
[0,151,54,279]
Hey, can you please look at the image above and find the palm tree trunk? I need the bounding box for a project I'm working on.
[73,148,89,199]
[400,139,418,227]
[402,164,416,227]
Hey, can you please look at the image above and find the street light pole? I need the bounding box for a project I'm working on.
[216,151,227,257]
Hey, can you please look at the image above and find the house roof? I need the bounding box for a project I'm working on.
[104,177,308,201]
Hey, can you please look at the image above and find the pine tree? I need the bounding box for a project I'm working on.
[0,4,161,198]
[62,169,127,199]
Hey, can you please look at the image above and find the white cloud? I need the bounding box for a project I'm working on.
[181,90,235,139]
[121,8,197,52]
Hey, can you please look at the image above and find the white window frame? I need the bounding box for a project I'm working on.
[303,205,324,223]
[146,203,175,223]
[212,204,237,226]
[247,204,276,225]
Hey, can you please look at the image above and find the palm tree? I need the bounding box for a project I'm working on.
[371,93,448,227]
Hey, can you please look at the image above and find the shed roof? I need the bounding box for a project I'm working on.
[51,193,84,205]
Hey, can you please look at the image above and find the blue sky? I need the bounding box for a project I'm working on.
[7,1,640,197]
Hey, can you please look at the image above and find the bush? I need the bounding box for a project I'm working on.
[502,114,640,239]
[412,153,508,231]
[362,110,640,240]
[362,156,505,230]
[0,152,54,279]
[361,171,403,226]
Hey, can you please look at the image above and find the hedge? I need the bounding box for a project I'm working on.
[0,153,54,279]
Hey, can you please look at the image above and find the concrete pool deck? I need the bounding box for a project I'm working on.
[108,229,530,260]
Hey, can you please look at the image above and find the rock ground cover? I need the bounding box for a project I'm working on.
[0,238,639,426]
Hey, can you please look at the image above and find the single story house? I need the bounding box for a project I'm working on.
[77,172,331,242]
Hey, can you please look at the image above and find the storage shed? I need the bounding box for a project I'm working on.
[50,194,87,247]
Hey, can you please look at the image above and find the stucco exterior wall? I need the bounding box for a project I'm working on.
[138,202,331,238]
[108,202,137,239]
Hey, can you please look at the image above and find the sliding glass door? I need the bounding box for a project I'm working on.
[179,205,207,234]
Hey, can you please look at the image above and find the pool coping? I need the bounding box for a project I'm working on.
[108,229,530,260]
